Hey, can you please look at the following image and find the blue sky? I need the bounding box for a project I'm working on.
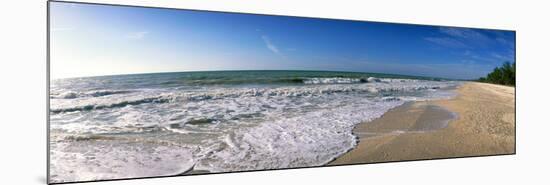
[50,2,515,79]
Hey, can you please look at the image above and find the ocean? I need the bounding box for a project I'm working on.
[49,70,459,182]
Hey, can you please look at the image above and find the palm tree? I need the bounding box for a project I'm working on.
[478,61,515,86]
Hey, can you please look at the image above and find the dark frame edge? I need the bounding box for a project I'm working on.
[47,0,51,184]
[514,30,517,155]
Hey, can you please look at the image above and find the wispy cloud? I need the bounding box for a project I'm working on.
[440,28,489,41]
[491,53,505,60]
[424,37,468,48]
[354,60,492,79]
[496,37,514,48]
[261,35,280,54]
[439,27,492,47]
[491,52,514,62]
[125,31,149,40]
[461,59,476,65]
[425,27,514,65]
[426,27,494,49]
[461,50,515,66]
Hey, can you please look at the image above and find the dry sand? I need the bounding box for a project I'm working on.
[330,82,515,165]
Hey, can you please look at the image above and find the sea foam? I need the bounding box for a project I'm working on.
[49,77,460,182]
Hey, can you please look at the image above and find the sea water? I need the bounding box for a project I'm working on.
[49,70,459,182]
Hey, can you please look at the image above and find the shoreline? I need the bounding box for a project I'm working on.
[329,82,515,165]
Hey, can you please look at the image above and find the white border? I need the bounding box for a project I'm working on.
[2,0,549,184]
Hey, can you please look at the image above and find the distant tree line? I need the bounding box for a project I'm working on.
[478,61,515,86]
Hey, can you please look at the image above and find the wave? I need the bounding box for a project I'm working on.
[88,90,133,97]
[50,96,169,114]
[50,77,441,101]
[50,80,458,114]
[51,90,133,99]
[302,77,388,84]
[303,77,364,84]
[183,82,448,100]
[163,77,392,86]
[55,134,117,141]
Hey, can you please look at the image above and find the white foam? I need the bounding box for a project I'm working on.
[49,79,461,181]
[367,77,381,82]
[49,137,196,183]
[193,99,403,172]
[303,77,362,84]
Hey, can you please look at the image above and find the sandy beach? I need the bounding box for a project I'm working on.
[330,82,515,165]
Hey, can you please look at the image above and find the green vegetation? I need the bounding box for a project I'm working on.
[478,62,515,86]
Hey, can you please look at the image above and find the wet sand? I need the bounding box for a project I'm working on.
[330,82,515,165]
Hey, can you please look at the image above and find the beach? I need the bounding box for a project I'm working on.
[330,82,515,165]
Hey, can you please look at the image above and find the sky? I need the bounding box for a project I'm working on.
[50,2,515,80]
